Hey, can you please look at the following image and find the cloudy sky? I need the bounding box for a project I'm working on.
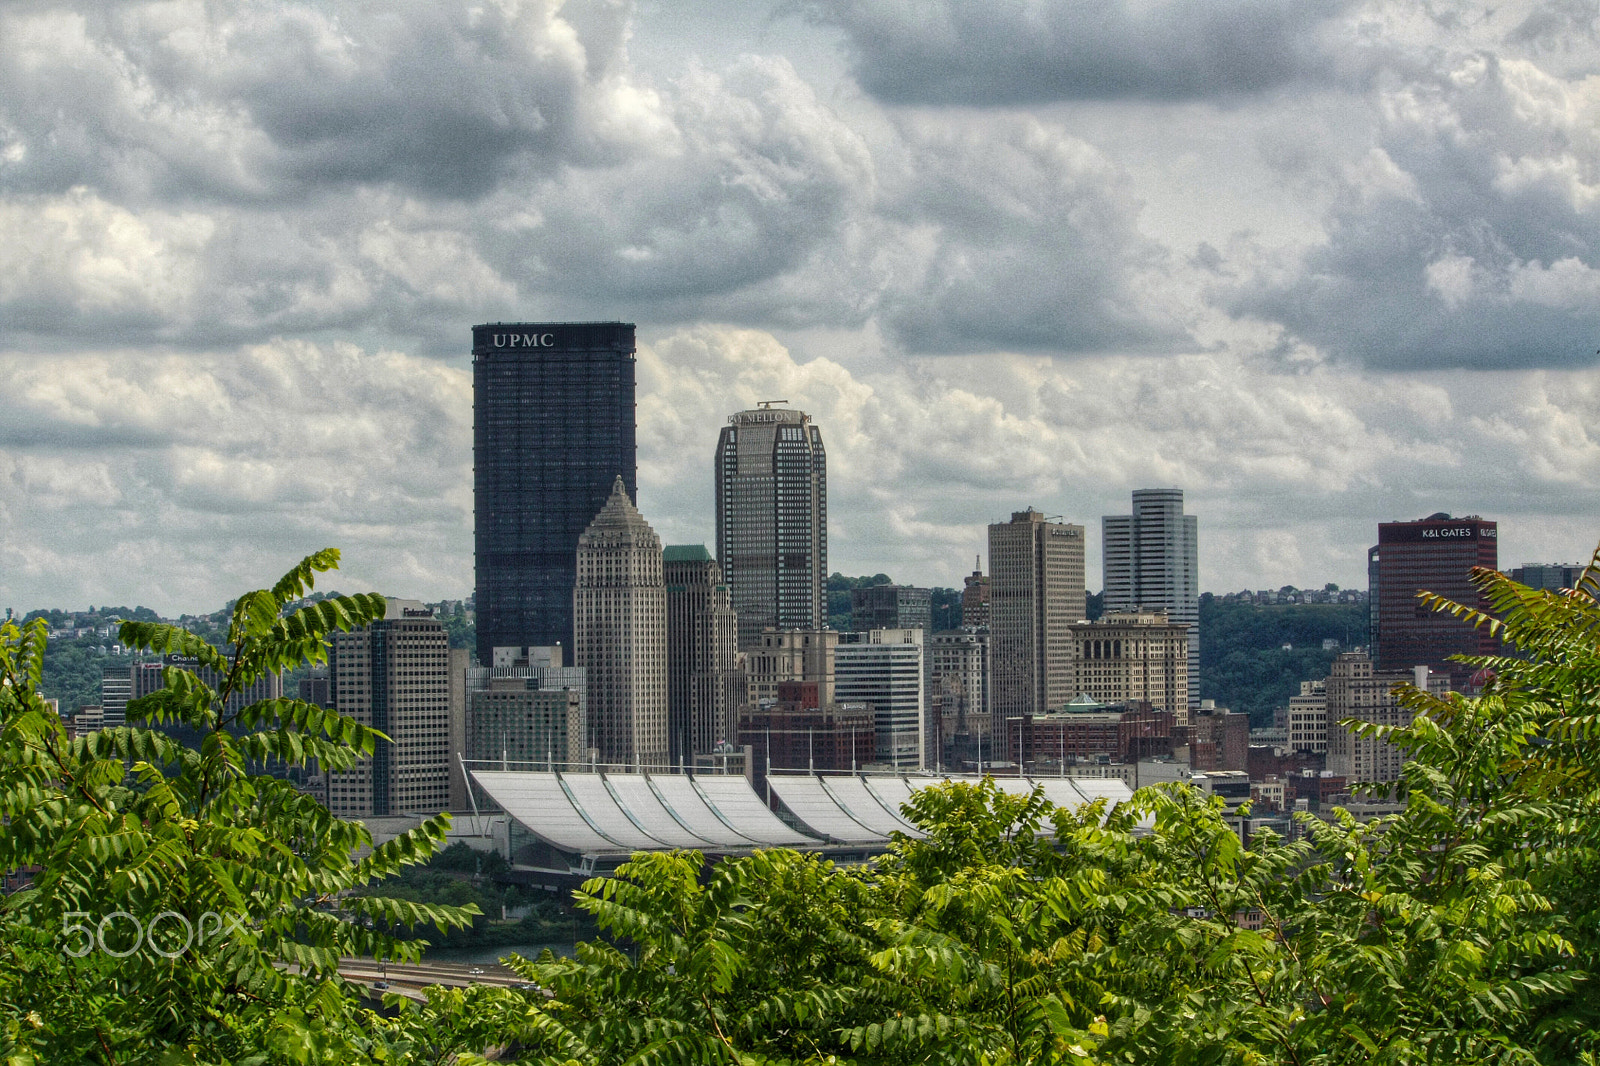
[3,0,1599,615]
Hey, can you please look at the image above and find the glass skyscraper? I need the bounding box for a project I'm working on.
[714,405,827,648]
[473,322,636,664]
[1102,488,1200,710]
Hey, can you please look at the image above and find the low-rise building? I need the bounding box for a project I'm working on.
[738,681,875,790]
[1286,679,1328,754]
[1013,695,1174,774]
[746,628,838,705]
[465,646,587,773]
[1181,700,1249,772]
[1251,777,1286,813]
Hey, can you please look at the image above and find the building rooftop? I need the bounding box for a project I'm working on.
[580,476,657,538]
[663,544,713,563]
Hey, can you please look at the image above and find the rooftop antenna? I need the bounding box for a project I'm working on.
[756,399,789,409]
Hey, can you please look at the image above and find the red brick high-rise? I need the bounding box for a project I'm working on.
[1370,513,1498,689]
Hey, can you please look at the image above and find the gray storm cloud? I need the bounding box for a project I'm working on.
[1,0,1599,611]
[1239,53,1600,371]
[800,0,1355,104]
[0,0,659,202]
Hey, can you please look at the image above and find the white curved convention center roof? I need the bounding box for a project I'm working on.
[468,769,822,858]
[468,769,1139,861]
[766,776,883,844]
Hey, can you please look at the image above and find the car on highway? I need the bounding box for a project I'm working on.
[468,967,486,976]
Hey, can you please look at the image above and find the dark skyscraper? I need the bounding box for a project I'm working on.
[473,322,636,664]
[1370,513,1498,689]
[714,405,827,647]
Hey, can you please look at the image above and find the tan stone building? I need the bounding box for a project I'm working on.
[574,477,668,771]
[929,628,989,769]
[1067,610,1189,723]
[988,509,1085,756]
[1324,651,1449,782]
[745,628,838,705]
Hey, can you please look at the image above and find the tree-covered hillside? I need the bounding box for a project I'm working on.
[28,594,474,715]
[826,573,961,631]
[1198,594,1370,724]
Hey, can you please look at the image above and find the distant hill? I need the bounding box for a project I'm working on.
[826,573,961,632]
[1198,595,1370,725]
[25,595,473,714]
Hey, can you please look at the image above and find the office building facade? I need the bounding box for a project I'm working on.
[1324,652,1448,782]
[1103,489,1200,709]
[464,647,587,772]
[328,600,453,818]
[132,657,283,713]
[745,628,838,705]
[714,405,827,647]
[739,681,875,787]
[988,509,1086,755]
[664,545,745,769]
[1068,611,1189,721]
[99,665,132,729]
[1286,679,1327,754]
[132,657,292,779]
[1182,701,1249,772]
[1370,514,1498,688]
[850,584,933,631]
[836,628,926,769]
[1016,700,1175,772]
[961,566,991,628]
[473,322,637,663]
[929,628,990,770]
[573,477,668,770]
[1511,563,1587,591]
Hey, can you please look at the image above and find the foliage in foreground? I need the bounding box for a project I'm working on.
[420,549,1600,1065]
[2,549,1599,1064]
[0,550,476,1065]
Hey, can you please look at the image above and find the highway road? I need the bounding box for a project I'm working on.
[334,957,542,1002]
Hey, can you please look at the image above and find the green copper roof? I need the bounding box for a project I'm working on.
[1062,693,1107,713]
[663,544,713,563]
